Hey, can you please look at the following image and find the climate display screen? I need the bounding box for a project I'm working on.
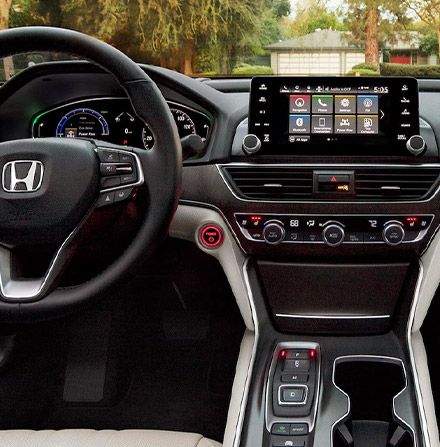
[248,76,419,156]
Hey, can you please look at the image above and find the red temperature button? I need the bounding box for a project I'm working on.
[200,225,223,248]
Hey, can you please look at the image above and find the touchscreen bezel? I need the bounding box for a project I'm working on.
[248,76,419,156]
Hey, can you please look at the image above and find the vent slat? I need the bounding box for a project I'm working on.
[354,168,440,200]
[224,166,314,200]
[223,166,440,201]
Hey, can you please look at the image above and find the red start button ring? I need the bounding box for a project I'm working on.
[199,224,224,248]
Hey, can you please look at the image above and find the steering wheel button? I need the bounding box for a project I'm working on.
[97,192,115,208]
[100,163,117,176]
[120,173,137,185]
[119,153,135,164]
[98,150,120,163]
[200,225,223,248]
[100,176,121,189]
[114,188,133,203]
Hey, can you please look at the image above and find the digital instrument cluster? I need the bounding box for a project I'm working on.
[248,76,420,156]
[31,97,212,150]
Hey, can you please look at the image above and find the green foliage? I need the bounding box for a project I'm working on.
[380,63,440,77]
[419,32,439,56]
[347,68,380,76]
[232,63,274,75]
[382,50,390,63]
[351,62,379,71]
[287,0,345,38]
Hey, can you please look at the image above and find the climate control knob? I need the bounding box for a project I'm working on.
[263,222,285,245]
[323,224,345,247]
[383,222,405,246]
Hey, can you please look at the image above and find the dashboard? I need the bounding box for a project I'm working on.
[31,97,212,150]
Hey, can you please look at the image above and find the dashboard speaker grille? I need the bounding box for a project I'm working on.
[222,166,440,201]
[354,168,440,200]
[222,166,313,200]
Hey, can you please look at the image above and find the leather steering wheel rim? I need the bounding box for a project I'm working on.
[0,26,182,322]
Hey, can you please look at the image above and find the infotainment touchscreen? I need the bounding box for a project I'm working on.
[248,76,419,156]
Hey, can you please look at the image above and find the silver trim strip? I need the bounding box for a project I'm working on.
[231,258,259,447]
[217,163,440,205]
[408,261,431,447]
[275,313,390,320]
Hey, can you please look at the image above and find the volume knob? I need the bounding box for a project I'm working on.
[263,222,285,245]
[242,134,262,155]
[406,135,426,156]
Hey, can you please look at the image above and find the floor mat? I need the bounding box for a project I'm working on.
[0,240,245,442]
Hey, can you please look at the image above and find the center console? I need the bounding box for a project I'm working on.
[213,76,439,447]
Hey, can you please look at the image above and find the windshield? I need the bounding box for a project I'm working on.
[0,0,439,80]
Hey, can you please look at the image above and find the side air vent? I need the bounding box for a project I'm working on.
[223,166,313,200]
[355,168,440,200]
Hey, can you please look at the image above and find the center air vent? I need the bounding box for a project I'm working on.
[222,166,440,201]
[354,168,440,200]
[222,166,313,200]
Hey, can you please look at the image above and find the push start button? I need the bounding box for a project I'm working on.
[199,224,223,248]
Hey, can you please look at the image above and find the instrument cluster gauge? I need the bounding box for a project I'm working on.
[31,97,212,153]
[142,107,197,150]
[56,108,109,139]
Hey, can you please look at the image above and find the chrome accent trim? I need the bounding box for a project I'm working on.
[265,342,321,433]
[96,147,145,194]
[0,225,78,300]
[275,313,390,320]
[383,222,405,246]
[331,355,416,447]
[231,258,259,447]
[2,160,44,193]
[278,384,308,406]
[217,163,440,204]
[408,261,431,447]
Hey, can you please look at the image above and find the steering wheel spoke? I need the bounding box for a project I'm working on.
[0,26,181,321]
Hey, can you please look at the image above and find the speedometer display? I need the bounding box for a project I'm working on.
[32,98,212,154]
[141,108,196,150]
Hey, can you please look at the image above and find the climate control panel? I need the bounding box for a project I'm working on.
[235,213,434,246]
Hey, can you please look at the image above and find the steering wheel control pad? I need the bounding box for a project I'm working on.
[95,146,144,208]
[0,138,99,247]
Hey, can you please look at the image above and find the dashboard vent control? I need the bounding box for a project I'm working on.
[223,166,313,200]
[354,168,440,200]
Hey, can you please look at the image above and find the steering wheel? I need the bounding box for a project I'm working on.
[0,27,182,322]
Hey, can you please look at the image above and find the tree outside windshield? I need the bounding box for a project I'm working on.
[0,0,440,80]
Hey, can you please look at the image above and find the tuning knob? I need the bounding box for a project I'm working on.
[323,224,345,247]
[406,135,426,156]
[242,134,261,155]
[383,222,405,246]
[263,222,285,245]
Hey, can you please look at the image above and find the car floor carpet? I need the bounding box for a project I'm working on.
[0,243,245,443]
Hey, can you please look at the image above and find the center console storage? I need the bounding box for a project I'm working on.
[333,358,413,447]
[257,261,409,333]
